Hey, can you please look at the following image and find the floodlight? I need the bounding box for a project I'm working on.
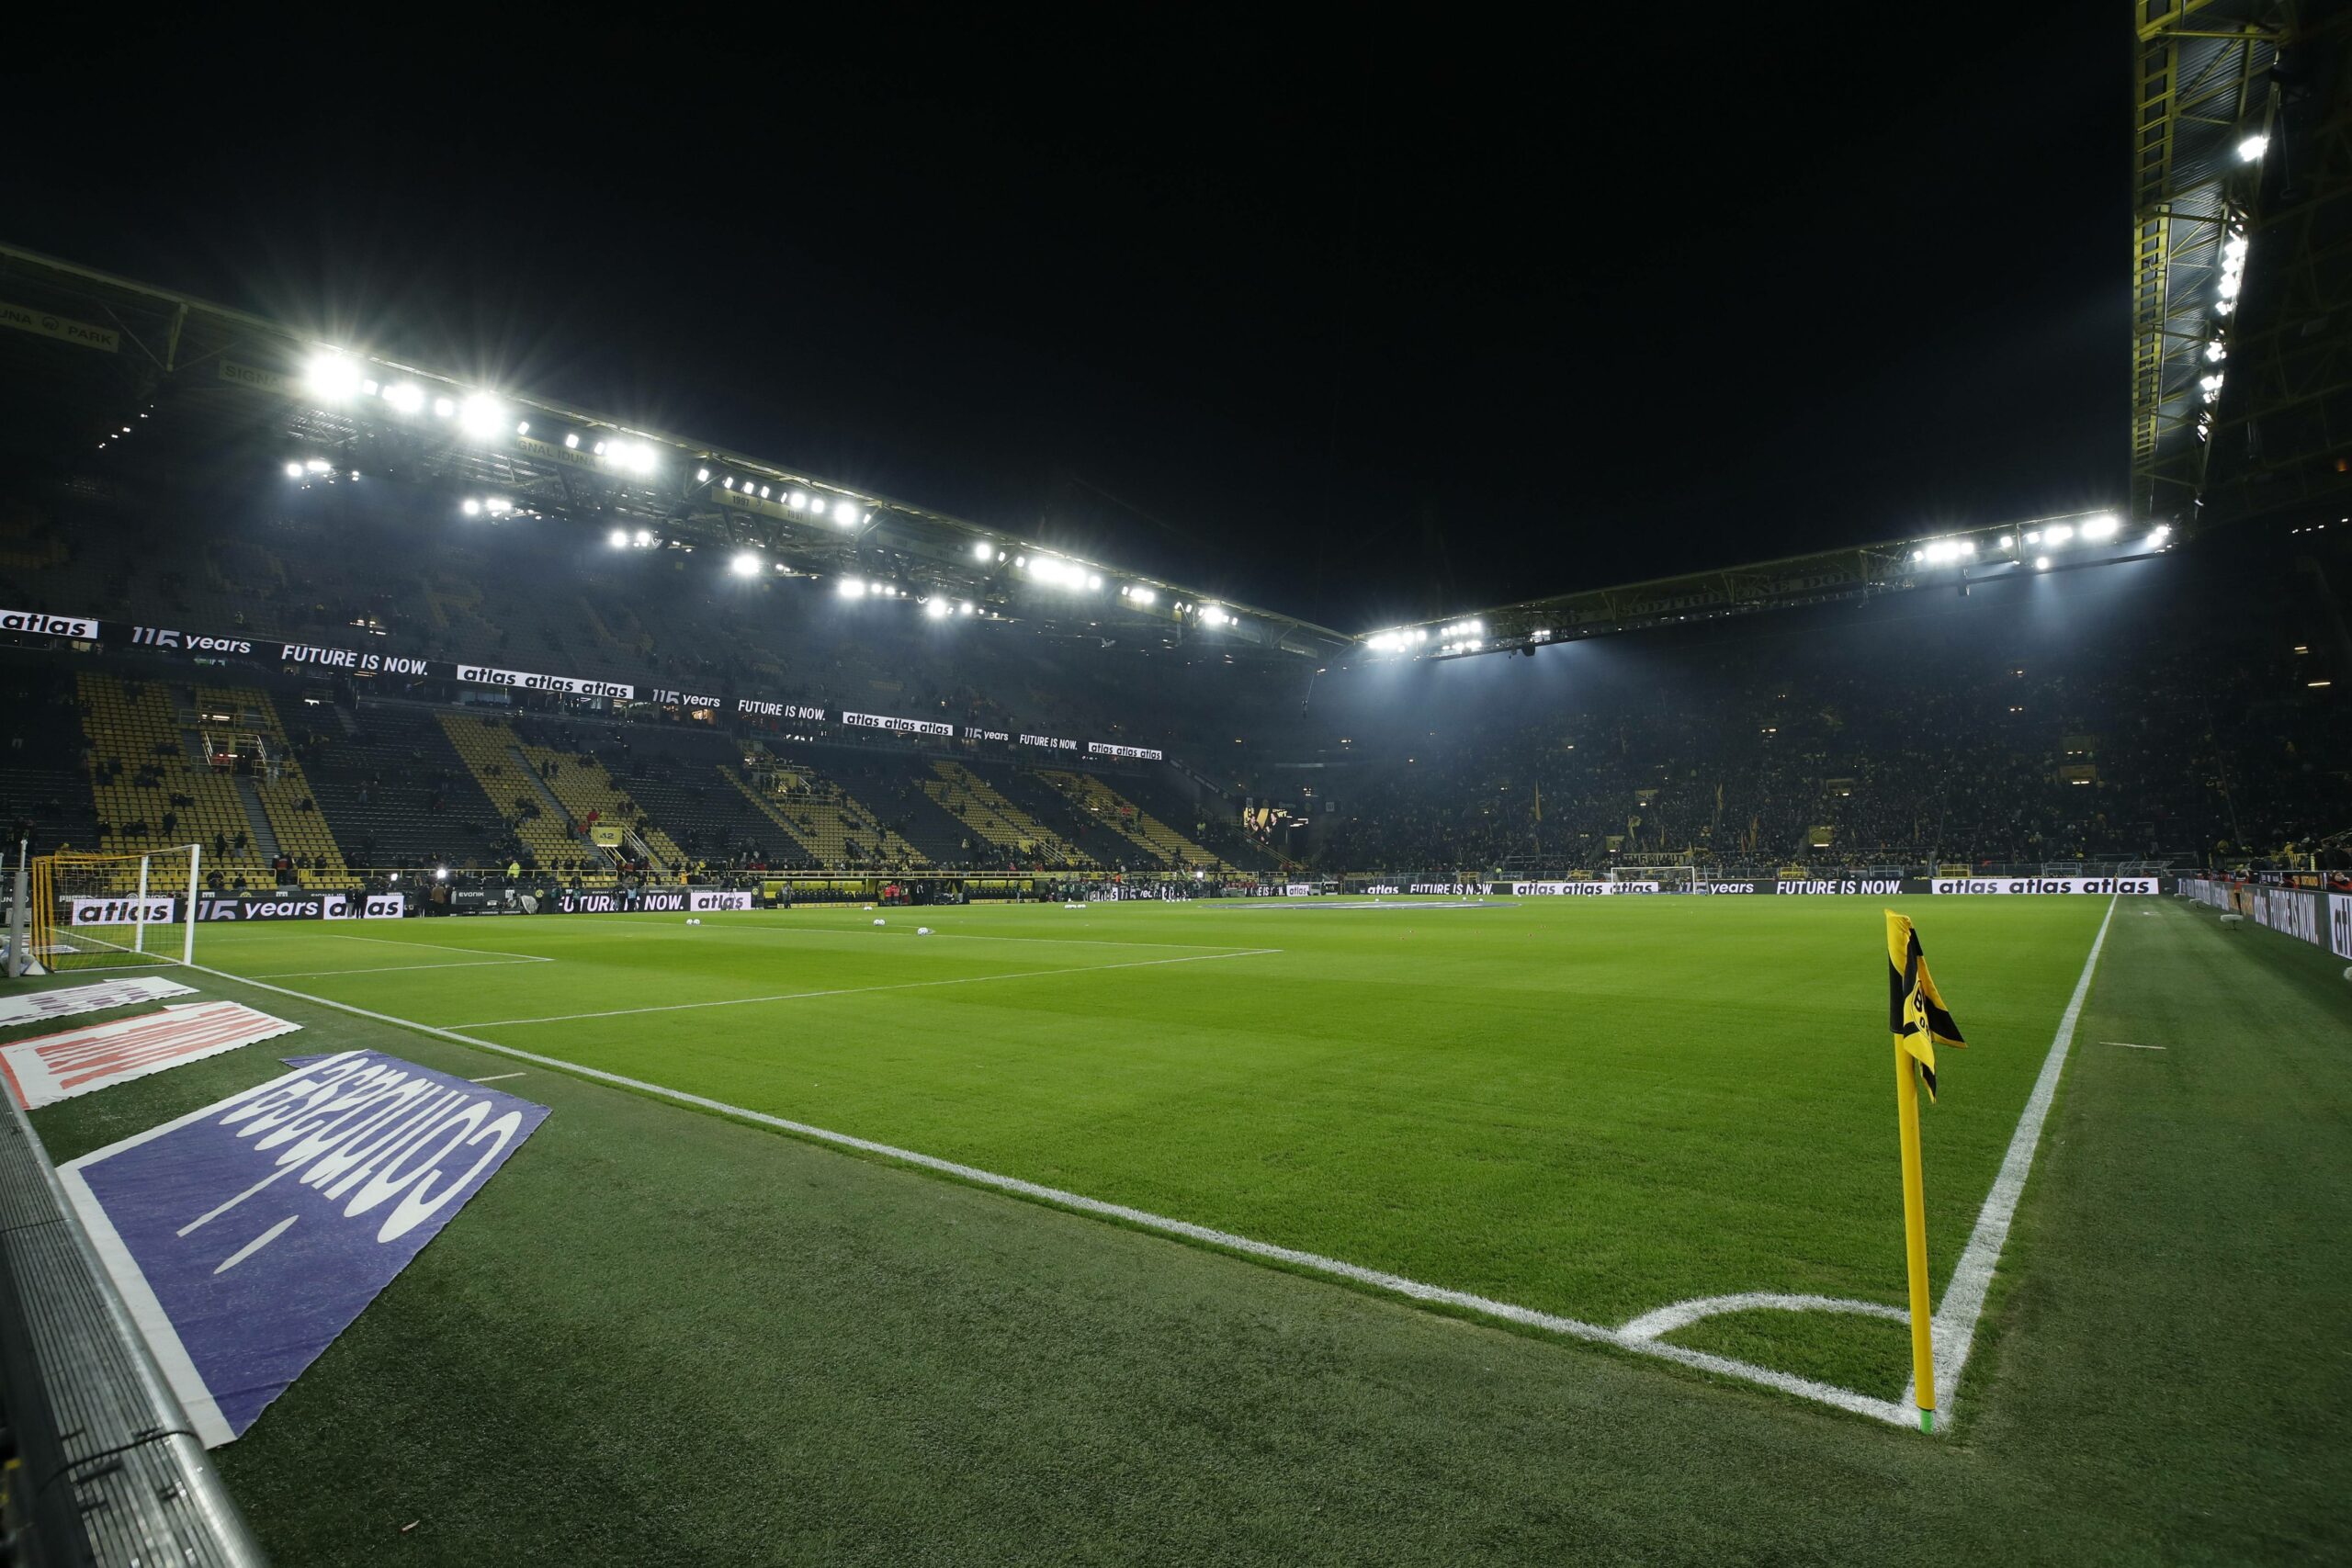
[515,421,530,435]
[303,352,362,401]
[727,476,739,489]
[458,393,505,438]
[2025,530,2041,544]
[2082,514,2120,540]
[284,461,303,479]
[2238,133,2269,162]
[633,527,653,547]
[383,382,424,413]
[609,528,628,547]
[487,497,512,514]
[834,500,862,525]
[2047,525,2074,544]
[974,540,994,561]
[788,491,808,510]
[1087,573,1103,590]
[2034,556,2052,570]
[925,596,951,619]
[697,468,712,483]
[959,601,975,615]
[305,457,330,473]
[564,433,581,449]
[839,577,865,598]
[433,396,456,418]
[461,499,482,517]
[730,550,761,577]
[435,866,448,881]
[759,486,771,499]
[1128,585,1157,606]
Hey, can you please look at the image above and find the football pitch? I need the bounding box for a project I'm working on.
[20,893,2352,1564]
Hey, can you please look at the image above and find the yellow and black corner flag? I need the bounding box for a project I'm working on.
[1886,910,1964,1100]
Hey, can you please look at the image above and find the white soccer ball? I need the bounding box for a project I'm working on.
[685,917,701,926]
[917,926,933,935]
[873,918,886,926]
[2343,964,2351,983]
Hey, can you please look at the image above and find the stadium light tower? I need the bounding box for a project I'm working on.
[729,550,761,577]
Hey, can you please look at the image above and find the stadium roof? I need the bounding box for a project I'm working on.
[0,240,2184,672]
[0,243,1354,665]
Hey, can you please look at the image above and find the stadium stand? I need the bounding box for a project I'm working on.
[0,662,101,858]
[436,712,616,880]
[278,699,524,878]
[922,761,1095,868]
[728,756,926,871]
[1038,770,1221,872]
[78,673,274,889]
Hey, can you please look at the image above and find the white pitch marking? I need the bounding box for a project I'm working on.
[1905,895,2118,1421]
[468,1072,527,1083]
[179,957,1917,1427]
[2102,1041,2165,1050]
[305,931,552,960]
[1617,1292,1909,1342]
[245,957,553,980]
[213,1213,298,1274]
[447,949,1281,1028]
[587,916,1270,953]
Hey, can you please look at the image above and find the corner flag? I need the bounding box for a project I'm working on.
[1883,909,1967,1431]
[1886,910,1964,1100]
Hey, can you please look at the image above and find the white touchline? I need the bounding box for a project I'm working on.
[245,957,554,980]
[468,1072,527,1083]
[1904,894,2119,1421]
[590,917,1272,953]
[445,949,1282,1028]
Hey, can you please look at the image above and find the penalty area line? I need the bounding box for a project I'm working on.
[175,956,1912,1428]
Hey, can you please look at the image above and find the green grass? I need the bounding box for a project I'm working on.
[11,894,2349,1563]
[184,895,2097,1396]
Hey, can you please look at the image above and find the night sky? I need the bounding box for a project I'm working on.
[1,17,2122,632]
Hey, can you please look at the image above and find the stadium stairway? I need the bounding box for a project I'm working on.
[515,740,686,872]
[922,761,1092,867]
[621,748,815,870]
[808,752,976,867]
[79,673,273,890]
[436,712,612,878]
[192,683,351,887]
[1114,769,1277,873]
[279,698,524,875]
[1036,770,1223,871]
[995,768,1150,868]
[723,760,925,870]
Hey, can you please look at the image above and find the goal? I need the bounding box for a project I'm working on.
[21,847,200,974]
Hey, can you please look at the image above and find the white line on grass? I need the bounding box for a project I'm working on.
[245,957,554,980]
[1905,894,2119,1421]
[174,955,1909,1427]
[468,1072,526,1083]
[594,916,1271,953]
[445,948,1282,1027]
[2102,1041,2165,1050]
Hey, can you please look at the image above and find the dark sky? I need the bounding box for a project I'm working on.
[0,17,2123,631]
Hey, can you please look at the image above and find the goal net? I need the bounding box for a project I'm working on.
[26,847,199,974]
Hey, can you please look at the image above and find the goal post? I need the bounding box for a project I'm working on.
[27,847,200,974]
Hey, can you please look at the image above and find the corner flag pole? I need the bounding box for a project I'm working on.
[1894,1045,1936,1431]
